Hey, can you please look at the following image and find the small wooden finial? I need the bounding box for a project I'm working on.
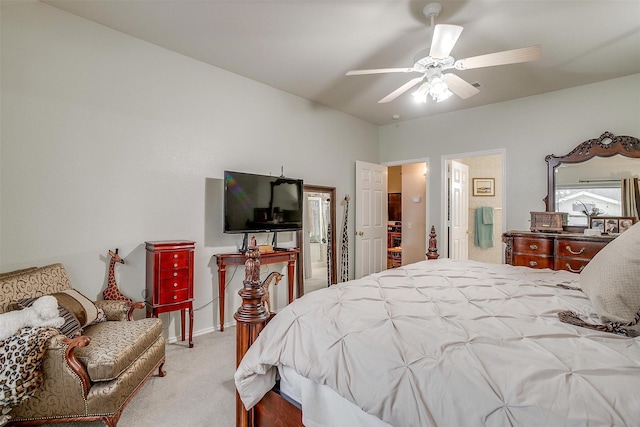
[426,225,439,260]
[234,245,268,325]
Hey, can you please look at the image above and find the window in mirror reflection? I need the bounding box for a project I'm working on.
[308,196,329,244]
[556,186,621,226]
[553,156,639,226]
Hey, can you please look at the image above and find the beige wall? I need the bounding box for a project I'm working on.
[388,166,401,193]
[401,163,427,265]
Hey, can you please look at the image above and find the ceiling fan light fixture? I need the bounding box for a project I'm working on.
[347,2,541,105]
[412,82,431,103]
[413,77,452,103]
[429,77,452,102]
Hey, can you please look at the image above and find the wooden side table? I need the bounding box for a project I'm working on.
[145,240,195,348]
[215,249,298,332]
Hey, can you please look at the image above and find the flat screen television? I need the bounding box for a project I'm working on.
[224,170,303,236]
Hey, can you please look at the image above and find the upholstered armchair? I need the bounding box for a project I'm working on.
[0,263,166,427]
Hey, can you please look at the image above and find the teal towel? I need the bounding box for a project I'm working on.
[482,206,494,225]
[475,207,494,248]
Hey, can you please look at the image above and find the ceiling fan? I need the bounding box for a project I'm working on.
[346,2,542,104]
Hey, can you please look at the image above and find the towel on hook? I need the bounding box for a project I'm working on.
[475,207,494,248]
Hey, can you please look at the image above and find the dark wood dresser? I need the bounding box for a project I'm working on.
[145,240,195,347]
[502,231,615,273]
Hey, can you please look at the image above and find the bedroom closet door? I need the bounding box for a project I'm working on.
[355,161,388,279]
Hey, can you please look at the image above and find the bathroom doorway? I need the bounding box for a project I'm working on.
[442,150,505,263]
[302,185,337,294]
[385,161,429,267]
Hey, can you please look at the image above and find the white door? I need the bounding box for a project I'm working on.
[450,160,469,260]
[355,161,387,279]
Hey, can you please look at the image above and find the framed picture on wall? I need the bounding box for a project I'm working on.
[472,178,495,196]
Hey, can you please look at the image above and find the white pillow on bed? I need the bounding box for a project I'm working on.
[580,220,640,327]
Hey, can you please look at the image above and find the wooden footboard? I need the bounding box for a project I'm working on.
[254,389,302,427]
[235,229,439,427]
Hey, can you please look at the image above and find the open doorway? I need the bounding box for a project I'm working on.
[353,159,429,279]
[302,185,337,293]
[442,150,505,263]
[386,161,429,268]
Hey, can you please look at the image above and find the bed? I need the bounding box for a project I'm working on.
[233,226,640,427]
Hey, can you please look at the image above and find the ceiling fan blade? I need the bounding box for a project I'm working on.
[442,73,480,99]
[456,45,542,70]
[429,24,463,59]
[346,68,415,76]
[378,76,425,103]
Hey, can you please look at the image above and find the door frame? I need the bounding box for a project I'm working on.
[300,185,337,295]
[441,148,506,259]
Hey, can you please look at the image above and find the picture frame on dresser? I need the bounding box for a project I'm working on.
[619,217,636,232]
[589,217,605,232]
[589,216,636,234]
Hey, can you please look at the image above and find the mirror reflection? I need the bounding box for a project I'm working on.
[303,189,335,293]
[555,156,640,226]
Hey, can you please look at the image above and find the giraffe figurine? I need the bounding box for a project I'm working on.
[260,272,283,314]
[103,249,133,303]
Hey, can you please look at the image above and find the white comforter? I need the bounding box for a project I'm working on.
[235,259,640,426]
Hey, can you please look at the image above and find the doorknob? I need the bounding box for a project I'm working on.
[356,231,364,237]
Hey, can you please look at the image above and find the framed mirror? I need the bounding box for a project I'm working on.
[545,131,640,228]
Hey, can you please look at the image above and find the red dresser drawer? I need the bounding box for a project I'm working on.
[159,252,190,270]
[158,288,189,305]
[158,267,190,280]
[555,258,589,274]
[512,254,554,269]
[555,239,607,259]
[159,276,189,293]
[513,238,553,255]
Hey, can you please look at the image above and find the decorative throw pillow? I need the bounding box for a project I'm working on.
[17,289,106,338]
[0,327,59,411]
[580,221,640,328]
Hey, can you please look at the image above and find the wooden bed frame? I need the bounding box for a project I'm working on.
[235,227,439,427]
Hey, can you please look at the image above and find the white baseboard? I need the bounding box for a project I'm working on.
[166,321,235,344]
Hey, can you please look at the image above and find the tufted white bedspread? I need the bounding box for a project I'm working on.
[235,259,640,427]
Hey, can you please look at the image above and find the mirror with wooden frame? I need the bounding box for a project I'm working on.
[545,131,640,228]
[299,185,337,296]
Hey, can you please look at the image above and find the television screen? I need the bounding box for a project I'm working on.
[224,170,303,234]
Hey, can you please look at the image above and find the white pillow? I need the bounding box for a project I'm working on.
[580,221,640,326]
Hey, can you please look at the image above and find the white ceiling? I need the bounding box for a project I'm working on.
[42,0,640,126]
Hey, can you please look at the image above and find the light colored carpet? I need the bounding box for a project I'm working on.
[51,329,237,427]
